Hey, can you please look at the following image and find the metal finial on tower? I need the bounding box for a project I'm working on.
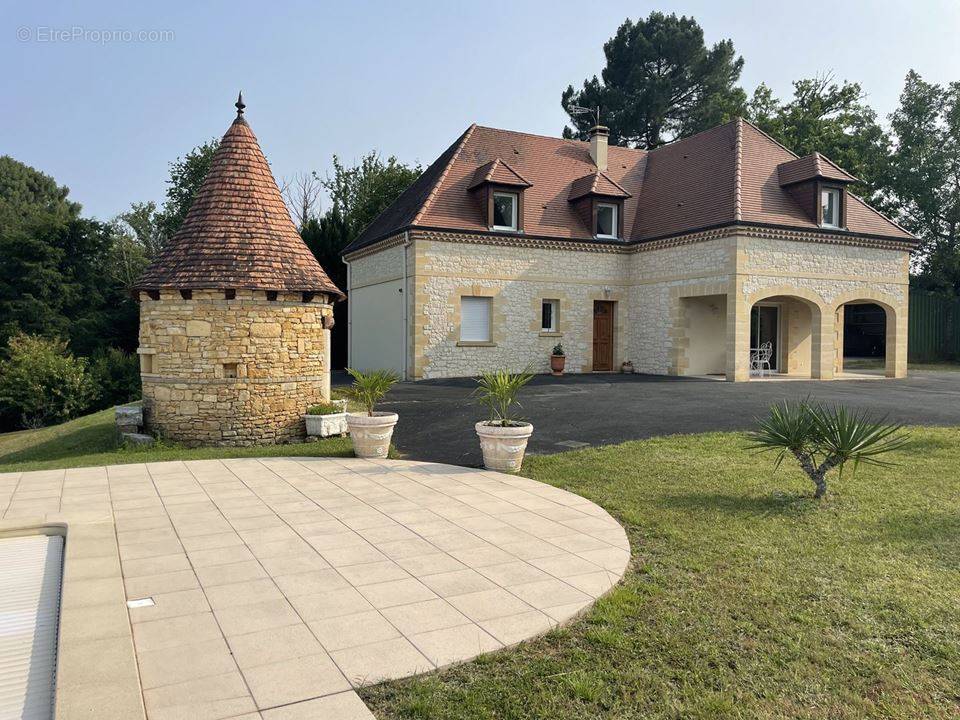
[235,91,245,116]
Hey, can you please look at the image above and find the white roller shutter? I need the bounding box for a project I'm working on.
[0,534,64,720]
[460,297,491,342]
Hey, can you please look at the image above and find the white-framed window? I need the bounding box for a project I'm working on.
[460,296,492,342]
[596,202,618,238]
[492,191,518,231]
[821,188,841,228]
[541,299,558,332]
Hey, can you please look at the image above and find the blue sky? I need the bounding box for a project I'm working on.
[4,0,959,220]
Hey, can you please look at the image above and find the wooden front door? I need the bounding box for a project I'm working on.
[592,301,614,371]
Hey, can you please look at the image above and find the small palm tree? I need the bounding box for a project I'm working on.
[346,368,399,416]
[748,399,909,498]
[474,368,535,426]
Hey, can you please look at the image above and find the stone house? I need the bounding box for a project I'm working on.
[342,120,915,381]
[134,97,344,445]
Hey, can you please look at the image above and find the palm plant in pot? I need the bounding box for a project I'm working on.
[473,368,535,472]
[344,368,399,458]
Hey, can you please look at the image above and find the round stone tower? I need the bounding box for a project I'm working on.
[134,95,344,446]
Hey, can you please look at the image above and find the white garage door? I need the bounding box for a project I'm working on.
[0,534,64,720]
[350,280,406,375]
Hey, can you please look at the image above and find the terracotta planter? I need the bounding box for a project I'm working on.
[475,421,534,472]
[550,354,566,376]
[346,412,398,458]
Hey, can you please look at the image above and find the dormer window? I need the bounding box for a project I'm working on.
[492,191,519,231]
[821,187,841,228]
[596,203,618,239]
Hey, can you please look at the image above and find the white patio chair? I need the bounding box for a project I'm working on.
[757,341,773,377]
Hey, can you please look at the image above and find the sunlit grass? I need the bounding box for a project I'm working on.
[362,427,960,720]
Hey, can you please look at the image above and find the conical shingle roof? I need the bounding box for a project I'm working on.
[136,103,344,299]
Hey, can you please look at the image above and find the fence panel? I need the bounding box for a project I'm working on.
[909,288,960,361]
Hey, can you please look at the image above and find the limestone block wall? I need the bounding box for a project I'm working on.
[412,236,629,378]
[732,235,912,380]
[626,237,735,375]
[739,236,909,307]
[138,289,332,446]
[348,229,911,382]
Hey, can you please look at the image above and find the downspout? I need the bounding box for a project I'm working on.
[402,231,411,381]
[342,255,351,369]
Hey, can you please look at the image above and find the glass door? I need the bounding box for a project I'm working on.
[750,305,779,372]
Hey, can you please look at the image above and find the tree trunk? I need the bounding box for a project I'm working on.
[813,473,828,499]
[793,450,831,499]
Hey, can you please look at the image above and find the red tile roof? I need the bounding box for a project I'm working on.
[137,111,344,298]
[568,172,631,201]
[342,118,914,255]
[468,158,532,189]
[778,152,858,186]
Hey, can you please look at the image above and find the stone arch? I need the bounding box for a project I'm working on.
[743,286,830,379]
[830,290,906,378]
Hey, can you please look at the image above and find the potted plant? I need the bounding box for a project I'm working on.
[304,399,348,438]
[621,359,634,374]
[550,343,565,376]
[344,369,399,458]
[474,368,535,472]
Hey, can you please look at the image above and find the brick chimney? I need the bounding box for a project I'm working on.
[589,125,609,172]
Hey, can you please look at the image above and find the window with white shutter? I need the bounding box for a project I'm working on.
[460,296,492,342]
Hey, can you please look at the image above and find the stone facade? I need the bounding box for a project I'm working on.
[138,289,333,446]
[347,227,911,382]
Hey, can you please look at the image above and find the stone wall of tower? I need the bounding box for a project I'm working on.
[137,289,332,446]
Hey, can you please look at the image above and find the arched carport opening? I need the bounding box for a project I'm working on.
[833,297,900,378]
[747,293,823,379]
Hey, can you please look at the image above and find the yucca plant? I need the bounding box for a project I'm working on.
[474,368,535,426]
[748,399,909,498]
[346,368,399,416]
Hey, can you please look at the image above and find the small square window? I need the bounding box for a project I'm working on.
[596,203,618,238]
[223,363,238,379]
[541,299,558,332]
[492,192,518,231]
[461,296,492,342]
[821,188,841,228]
[140,354,155,374]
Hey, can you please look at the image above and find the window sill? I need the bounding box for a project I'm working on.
[490,227,521,233]
[457,341,497,347]
[595,234,618,240]
[539,331,562,337]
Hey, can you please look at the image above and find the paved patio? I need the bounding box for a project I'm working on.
[0,457,629,719]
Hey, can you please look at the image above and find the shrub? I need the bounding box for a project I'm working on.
[0,333,96,429]
[474,368,535,426]
[748,399,909,498]
[306,402,343,416]
[346,368,399,416]
[552,343,564,356]
[88,347,141,409]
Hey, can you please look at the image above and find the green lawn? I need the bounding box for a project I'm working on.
[0,408,354,472]
[361,427,960,720]
[843,357,960,372]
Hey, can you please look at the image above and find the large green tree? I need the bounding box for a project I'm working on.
[884,71,960,292]
[322,152,421,237]
[561,12,746,148]
[747,75,890,201]
[156,139,219,242]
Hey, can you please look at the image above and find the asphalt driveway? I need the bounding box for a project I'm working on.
[361,371,960,466]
